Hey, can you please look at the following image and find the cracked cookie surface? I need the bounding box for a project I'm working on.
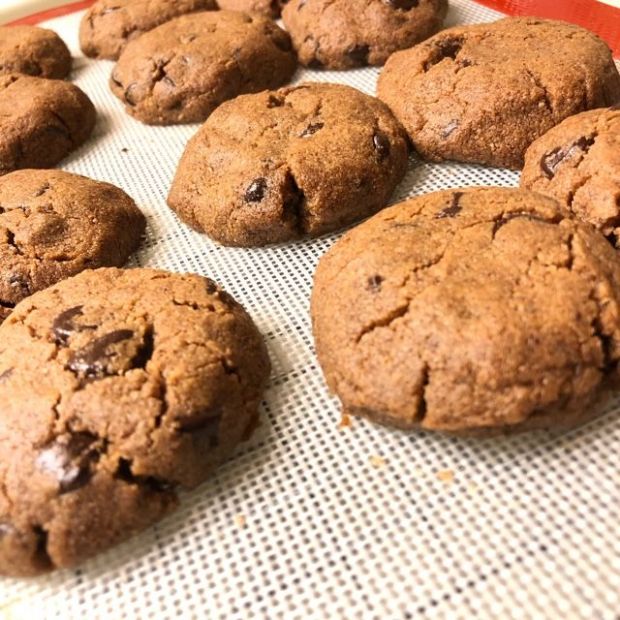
[0,169,145,324]
[311,188,620,434]
[0,74,96,175]
[79,0,217,61]
[0,25,71,79]
[377,17,620,169]
[167,82,409,246]
[110,10,297,125]
[521,105,620,241]
[282,0,448,69]
[216,0,286,18]
[0,267,270,576]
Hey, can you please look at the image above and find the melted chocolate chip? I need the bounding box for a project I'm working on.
[367,275,384,292]
[346,44,370,66]
[67,329,134,379]
[52,305,84,345]
[373,132,391,160]
[36,433,98,494]
[245,178,267,203]
[541,135,595,179]
[307,57,324,69]
[114,458,175,493]
[205,280,218,295]
[267,94,284,108]
[384,0,419,8]
[436,192,463,219]
[0,368,13,383]
[300,122,324,137]
[283,172,306,234]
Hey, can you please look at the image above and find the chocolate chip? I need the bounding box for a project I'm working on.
[8,273,29,294]
[541,135,595,179]
[283,171,306,234]
[52,305,84,345]
[267,94,284,108]
[178,411,221,448]
[114,458,175,493]
[300,122,324,137]
[205,280,218,295]
[373,132,391,160]
[436,192,463,219]
[67,329,134,379]
[307,57,324,69]
[36,432,99,494]
[346,44,370,66]
[367,275,384,292]
[34,182,51,197]
[442,120,459,138]
[0,368,13,383]
[245,178,267,202]
[383,0,419,8]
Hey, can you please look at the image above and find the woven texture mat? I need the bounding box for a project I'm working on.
[1,2,619,618]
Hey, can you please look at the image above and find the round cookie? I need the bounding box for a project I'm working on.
[216,0,285,18]
[0,169,146,324]
[110,11,297,125]
[79,0,217,61]
[0,74,96,175]
[282,0,448,69]
[0,267,270,576]
[0,25,71,79]
[377,17,620,169]
[311,188,620,434]
[167,83,409,246]
[521,105,620,241]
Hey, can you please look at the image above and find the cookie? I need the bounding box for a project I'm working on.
[377,17,620,169]
[0,169,146,324]
[216,0,285,18]
[0,74,96,175]
[312,188,620,434]
[0,25,71,79]
[167,83,409,246]
[79,0,217,61]
[0,267,270,575]
[282,0,448,69]
[521,105,620,241]
[110,11,297,125]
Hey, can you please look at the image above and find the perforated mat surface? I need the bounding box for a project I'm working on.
[1,2,619,618]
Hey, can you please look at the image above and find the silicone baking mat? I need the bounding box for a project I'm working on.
[1,2,620,618]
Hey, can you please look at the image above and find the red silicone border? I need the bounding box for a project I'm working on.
[7,0,95,26]
[5,0,620,57]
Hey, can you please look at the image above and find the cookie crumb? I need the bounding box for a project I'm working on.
[369,454,386,469]
[339,413,353,429]
[233,514,247,529]
[436,469,454,484]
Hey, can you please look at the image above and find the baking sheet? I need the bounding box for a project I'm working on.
[1,2,619,618]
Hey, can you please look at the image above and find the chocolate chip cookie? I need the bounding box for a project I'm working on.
[216,0,285,18]
[167,83,409,246]
[0,267,270,575]
[110,11,297,125]
[377,17,620,169]
[312,188,620,434]
[79,0,217,61]
[0,169,146,324]
[521,105,620,241]
[0,74,96,175]
[0,25,71,79]
[282,0,448,69]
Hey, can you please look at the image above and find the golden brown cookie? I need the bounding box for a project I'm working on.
[0,267,270,576]
[79,0,217,61]
[312,188,620,434]
[521,105,620,241]
[282,0,448,69]
[167,83,409,246]
[377,17,620,169]
[0,74,96,175]
[110,11,297,125]
[0,25,71,79]
[0,169,145,323]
